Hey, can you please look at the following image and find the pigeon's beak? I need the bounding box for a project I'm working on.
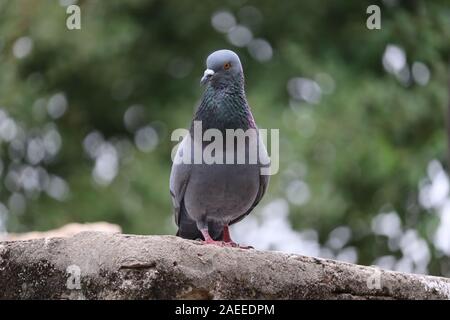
[200,69,215,85]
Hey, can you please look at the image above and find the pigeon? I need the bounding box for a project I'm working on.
[170,49,269,248]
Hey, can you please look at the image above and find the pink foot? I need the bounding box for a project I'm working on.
[199,227,254,249]
[200,229,234,247]
[222,225,253,249]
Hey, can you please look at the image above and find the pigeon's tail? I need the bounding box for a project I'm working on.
[176,203,223,240]
[176,203,202,240]
[176,223,203,240]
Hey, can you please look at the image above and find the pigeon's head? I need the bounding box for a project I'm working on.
[200,49,243,86]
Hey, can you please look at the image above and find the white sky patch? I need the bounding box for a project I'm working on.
[232,198,321,256]
[399,229,430,274]
[285,180,310,206]
[382,44,406,74]
[412,61,430,86]
[371,211,402,238]
[46,175,70,201]
[123,105,146,132]
[417,160,450,255]
[92,142,119,186]
[134,126,159,153]
[47,93,68,119]
[0,203,8,234]
[247,38,273,62]
[419,160,449,209]
[43,127,62,157]
[434,200,450,255]
[8,192,26,215]
[327,226,352,250]
[0,116,18,142]
[211,11,236,33]
[231,198,357,263]
[336,247,358,264]
[83,131,104,159]
[315,73,336,95]
[13,37,33,59]
[227,25,253,47]
[287,77,322,104]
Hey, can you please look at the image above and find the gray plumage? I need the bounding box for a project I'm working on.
[170,49,269,244]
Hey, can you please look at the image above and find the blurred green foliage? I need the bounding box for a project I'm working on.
[0,0,449,275]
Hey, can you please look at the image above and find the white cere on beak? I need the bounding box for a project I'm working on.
[200,69,215,85]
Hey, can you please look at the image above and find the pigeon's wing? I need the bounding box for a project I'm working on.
[230,171,269,225]
[230,136,270,225]
[169,135,192,227]
[170,135,220,240]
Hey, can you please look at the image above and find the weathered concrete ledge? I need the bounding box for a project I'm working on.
[1,231,449,299]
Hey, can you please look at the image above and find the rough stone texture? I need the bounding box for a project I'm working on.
[1,231,449,299]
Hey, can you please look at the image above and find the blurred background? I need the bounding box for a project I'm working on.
[0,0,449,276]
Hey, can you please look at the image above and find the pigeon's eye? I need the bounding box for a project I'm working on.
[223,63,231,70]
